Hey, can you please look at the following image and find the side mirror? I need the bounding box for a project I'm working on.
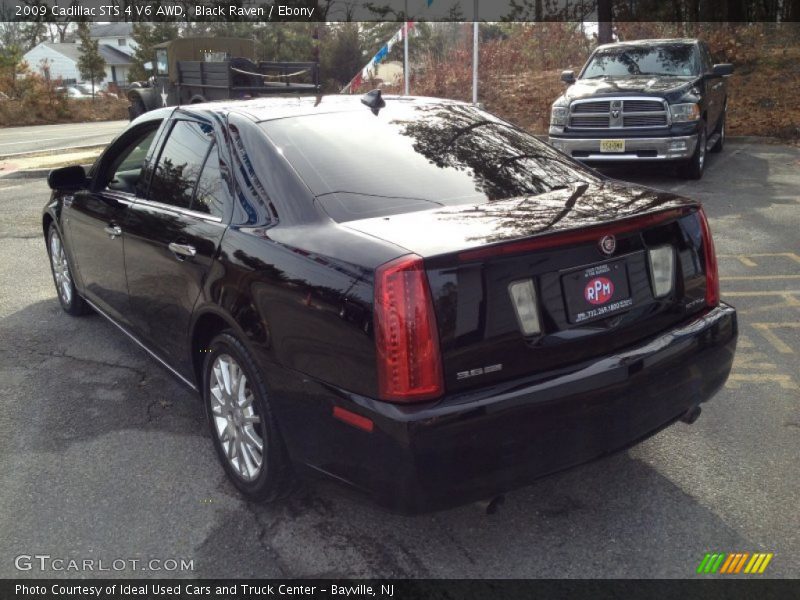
[712,63,733,77]
[561,70,576,84]
[48,165,87,191]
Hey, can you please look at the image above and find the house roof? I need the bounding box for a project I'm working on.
[38,42,81,62]
[89,23,134,38]
[98,45,134,65]
[36,42,133,66]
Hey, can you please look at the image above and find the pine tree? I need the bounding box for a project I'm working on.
[76,22,105,99]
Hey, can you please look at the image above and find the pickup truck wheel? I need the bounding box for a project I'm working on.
[203,331,298,502]
[710,112,725,153]
[680,121,706,180]
[47,224,90,316]
[128,97,146,120]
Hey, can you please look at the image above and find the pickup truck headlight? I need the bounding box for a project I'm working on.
[550,106,568,127]
[669,103,701,122]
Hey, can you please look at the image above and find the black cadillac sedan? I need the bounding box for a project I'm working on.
[43,94,737,512]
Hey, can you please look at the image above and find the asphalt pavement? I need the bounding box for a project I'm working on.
[0,120,127,157]
[0,142,797,579]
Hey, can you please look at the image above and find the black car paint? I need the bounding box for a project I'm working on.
[44,97,736,512]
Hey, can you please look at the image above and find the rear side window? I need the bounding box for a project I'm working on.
[148,120,214,209]
[191,142,226,219]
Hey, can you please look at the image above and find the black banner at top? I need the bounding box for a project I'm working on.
[2,0,799,22]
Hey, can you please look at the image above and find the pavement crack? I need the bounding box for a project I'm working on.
[432,516,477,566]
[22,349,148,384]
[245,502,293,577]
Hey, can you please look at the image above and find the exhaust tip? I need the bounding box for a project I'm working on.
[681,405,702,425]
[476,495,505,515]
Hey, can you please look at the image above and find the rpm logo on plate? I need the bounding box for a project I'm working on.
[584,277,614,305]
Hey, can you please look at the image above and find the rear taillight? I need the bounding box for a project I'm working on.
[374,254,443,403]
[697,208,720,308]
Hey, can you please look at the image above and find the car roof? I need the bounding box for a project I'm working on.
[135,94,470,126]
[596,38,699,51]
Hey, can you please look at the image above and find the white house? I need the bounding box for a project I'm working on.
[23,42,134,89]
[88,22,138,57]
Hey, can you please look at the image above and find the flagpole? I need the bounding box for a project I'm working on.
[404,1,410,95]
[472,0,479,105]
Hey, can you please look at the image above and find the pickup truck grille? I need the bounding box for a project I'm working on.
[569,97,669,130]
[572,101,611,114]
[624,114,668,127]
[570,116,609,128]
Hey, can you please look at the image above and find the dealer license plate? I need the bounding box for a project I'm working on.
[562,258,633,324]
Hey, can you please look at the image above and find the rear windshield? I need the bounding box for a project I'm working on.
[582,43,700,78]
[260,103,598,222]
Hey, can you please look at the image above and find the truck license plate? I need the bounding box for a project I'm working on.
[600,139,625,153]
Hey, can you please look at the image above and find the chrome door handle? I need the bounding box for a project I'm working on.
[104,225,122,238]
[168,242,196,258]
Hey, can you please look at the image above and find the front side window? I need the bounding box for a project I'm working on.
[700,43,714,73]
[148,120,214,209]
[98,125,159,194]
[582,44,700,78]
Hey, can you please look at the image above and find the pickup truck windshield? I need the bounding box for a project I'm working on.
[582,44,700,78]
[261,103,599,222]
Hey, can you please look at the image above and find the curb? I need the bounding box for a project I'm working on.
[0,144,108,161]
[0,164,93,180]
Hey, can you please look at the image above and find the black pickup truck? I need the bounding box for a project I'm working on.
[548,39,733,179]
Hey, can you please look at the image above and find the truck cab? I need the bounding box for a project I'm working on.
[127,37,320,119]
[548,39,733,179]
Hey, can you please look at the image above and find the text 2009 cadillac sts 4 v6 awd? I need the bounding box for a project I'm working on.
[43,93,737,513]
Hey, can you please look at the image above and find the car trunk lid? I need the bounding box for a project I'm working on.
[346,181,712,394]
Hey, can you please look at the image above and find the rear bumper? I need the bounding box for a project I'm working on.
[549,134,698,161]
[292,304,737,513]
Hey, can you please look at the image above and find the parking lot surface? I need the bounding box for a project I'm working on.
[0,142,798,578]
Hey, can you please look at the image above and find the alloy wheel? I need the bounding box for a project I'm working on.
[49,231,73,305]
[209,353,264,481]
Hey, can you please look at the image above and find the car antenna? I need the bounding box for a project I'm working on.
[360,89,385,115]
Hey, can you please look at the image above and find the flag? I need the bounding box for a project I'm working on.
[341,22,415,93]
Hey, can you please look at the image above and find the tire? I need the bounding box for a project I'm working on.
[710,109,726,153]
[680,120,707,180]
[203,331,297,502]
[128,97,146,120]
[47,224,90,316]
